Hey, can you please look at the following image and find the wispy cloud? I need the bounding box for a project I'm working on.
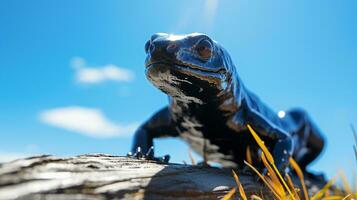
[71,57,134,84]
[202,0,219,31]
[39,106,139,138]
[174,0,219,32]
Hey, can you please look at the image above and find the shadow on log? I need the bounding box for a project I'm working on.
[0,154,326,200]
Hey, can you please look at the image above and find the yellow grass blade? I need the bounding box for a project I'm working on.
[247,124,295,199]
[271,162,296,199]
[261,152,284,194]
[266,177,286,197]
[351,124,357,146]
[322,196,345,200]
[354,173,357,196]
[244,160,282,200]
[246,145,253,165]
[250,194,264,200]
[342,193,357,200]
[232,170,248,200]
[311,176,336,200]
[247,124,274,164]
[339,171,352,194]
[354,146,357,164]
[286,173,300,200]
[188,149,196,165]
[221,187,236,200]
[351,124,357,164]
[289,157,309,200]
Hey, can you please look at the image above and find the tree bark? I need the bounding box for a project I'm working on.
[0,154,326,200]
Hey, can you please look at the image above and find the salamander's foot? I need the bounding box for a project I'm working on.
[127,146,170,163]
[156,154,170,163]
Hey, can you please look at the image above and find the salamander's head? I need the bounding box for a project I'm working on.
[145,33,234,103]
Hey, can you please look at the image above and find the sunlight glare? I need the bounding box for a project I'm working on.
[278,111,286,118]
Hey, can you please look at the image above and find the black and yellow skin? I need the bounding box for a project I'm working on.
[130,33,325,174]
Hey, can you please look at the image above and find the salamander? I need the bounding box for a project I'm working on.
[129,33,325,175]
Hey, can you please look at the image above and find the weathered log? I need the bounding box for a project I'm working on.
[0,154,326,200]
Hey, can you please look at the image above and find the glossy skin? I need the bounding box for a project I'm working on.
[131,33,325,173]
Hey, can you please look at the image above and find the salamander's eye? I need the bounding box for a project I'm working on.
[196,39,213,60]
[144,40,151,53]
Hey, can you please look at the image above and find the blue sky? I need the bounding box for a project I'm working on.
[0,0,356,180]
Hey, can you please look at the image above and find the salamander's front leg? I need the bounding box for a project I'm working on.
[270,130,293,171]
[129,127,170,162]
[128,107,178,163]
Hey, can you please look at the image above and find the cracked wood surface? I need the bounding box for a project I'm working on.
[0,154,325,200]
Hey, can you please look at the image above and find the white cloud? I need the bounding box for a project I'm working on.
[39,106,139,138]
[71,57,134,84]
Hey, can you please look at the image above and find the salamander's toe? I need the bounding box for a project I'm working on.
[151,154,170,163]
[135,147,144,159]
[145,146,155,159]
[159,154,170,163]
[127,146,170,163]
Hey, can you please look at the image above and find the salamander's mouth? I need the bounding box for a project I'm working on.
[146,61,225,75]
[145,60,229,100]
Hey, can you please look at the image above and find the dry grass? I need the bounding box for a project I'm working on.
[232,169,248,200]
[352,125,357,165]
[221,124,357,200]
[188,149,196,165]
